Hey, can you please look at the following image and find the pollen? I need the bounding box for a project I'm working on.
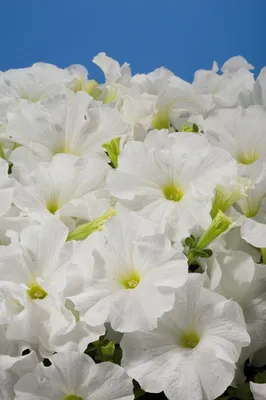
[64,395,83,400]
[163,184,183,202]
[179,329,200,349]
[126,279,139,289]
[27,283,48,300]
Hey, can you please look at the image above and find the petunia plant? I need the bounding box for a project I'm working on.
[0,53,265,400]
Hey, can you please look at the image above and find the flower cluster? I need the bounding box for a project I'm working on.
[0,54,265,400]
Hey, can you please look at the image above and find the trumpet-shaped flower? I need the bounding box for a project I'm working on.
[203,106,266,176]
[13,153,110,223]
[3,62,82,104]
[253,67,266,107]
[193,57,254,107]
[70,211,188,332]
[0,352,38,400]
[0,53,265,400]
[6,91,130,161]
[241,218,266,248]
[14,351,134,400]
[152,77,212,130]
[107,130,237,240]
[121,275,250,400]
[0,158,16,217]
[93,52,133,105]
[250,381,266,400]
[0,324,39,400]
[235,173,266,219]
[209,251,266,357]
[0,219,82,354]
[93,52,132,87]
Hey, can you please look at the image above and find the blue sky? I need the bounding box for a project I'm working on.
[1,0,265,82]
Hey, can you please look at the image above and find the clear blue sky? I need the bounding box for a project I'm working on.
[1,0,265,82]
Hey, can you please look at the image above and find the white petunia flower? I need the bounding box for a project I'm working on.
[203,106,266,177]
[0,205,37,246]
[221,56,254,73]
[70,211,188,332]
[0,157,16,217]
[13,153,110,224]
[209,251,266,355]
[151,76,212,130]
[0,324,39,400]
[6,91,130,161]
[241,218,266,248]
[93,52,132,87]
[236,174,266,219]
[107,129,237,240]
[0,219,78,354]
[250,381,266,400]
[93,52,133,105]
[224,226,261,263]
[121,274,250,400]
[193,57,254,107]
[65,64,102,98]
[0,352,38,400]
[131,67,174,95]
[14,351,134,400]
[0,75,19,123]
[252,66,266,107]
[119,93,154,140]
[0,54,265,399]
[2,62,82,104]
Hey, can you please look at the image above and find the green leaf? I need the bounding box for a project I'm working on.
[100,341,115,361]
[202,248,213,258]
[228,382,254,400]
[181,123,199,133]
[227,387,236,397]
[254,371,266,384]
[235,383,253,400]
[192,123,199,133]
[134,387,146,399]
[187,246,213,266]
[190,248,212,259]
[102,137,121,168]
[184,236,194,247]
[8,162,13,175]
[112,344,122,365]
[0,143,5,160]
[216,397,230,400]
[13,143,21,150]
[84,342,98,358]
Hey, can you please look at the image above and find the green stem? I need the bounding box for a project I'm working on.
[261,248,266,264]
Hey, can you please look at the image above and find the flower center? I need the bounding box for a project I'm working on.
[64,396,83,400]
[46,197,60,214]
[163,184,183,202]
[52,144,80,156]
[152,111,169,130]
[179,330,200,349]
[237,151,259,165]
[119,271,140,289]
[27,283,48,300]
[126,279,139,289]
